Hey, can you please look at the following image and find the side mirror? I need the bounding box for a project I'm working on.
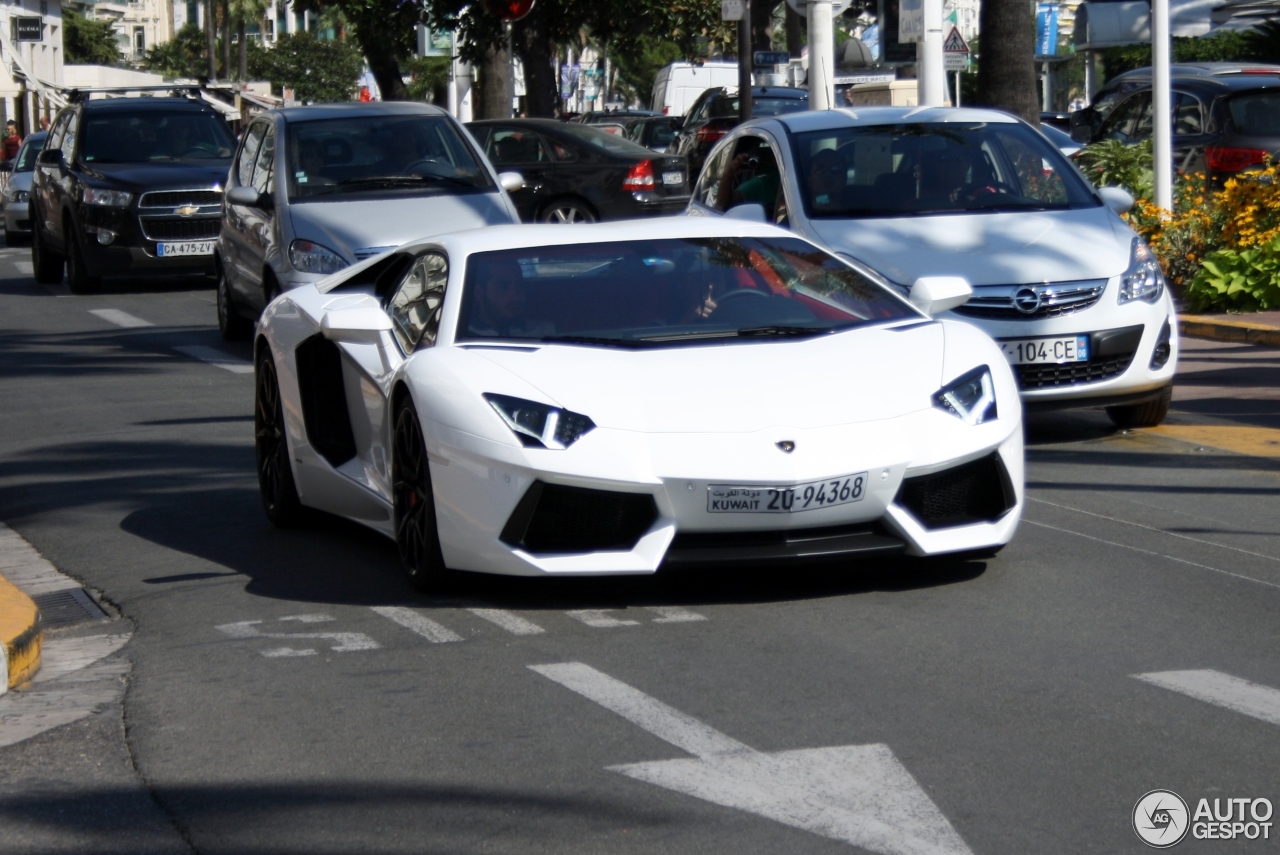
[909,276,972,316]
[724,202,767,223]
[226,184,268,208]
[1069,123,1092,143]
[320,306,394,344]
[37,148,62,167]
[1097,185,1134,215]
[497,171,525,192]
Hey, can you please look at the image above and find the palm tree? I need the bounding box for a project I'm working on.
[205,0,217,79]
[233,0,270,79]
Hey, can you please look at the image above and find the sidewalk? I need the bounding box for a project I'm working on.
[1179,310,1280,346]
[0,539,41,693]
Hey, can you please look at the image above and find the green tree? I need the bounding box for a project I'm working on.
[232,0,271,80]
[247,30,363,102]
[63,8,122,66]
[610,36,682,105]
[1243,19,1280,63]
[406,55,450,103]
[1102,30,1254,78]
[290,0,420,100]
[144,23,209,79]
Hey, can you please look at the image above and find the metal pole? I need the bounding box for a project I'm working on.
[954,70,960,107]
[1152,0,1172,210]
[739,0,753,122]
[506,22,515,117]
[807,0,835,110]
[918,0,945,106]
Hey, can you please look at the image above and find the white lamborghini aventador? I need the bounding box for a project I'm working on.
[254,219,1024,589]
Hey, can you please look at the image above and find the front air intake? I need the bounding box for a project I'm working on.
[500,482,658,555]
[895,453,1016,530]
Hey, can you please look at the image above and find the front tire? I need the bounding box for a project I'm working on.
[31,214,63,285]
[255,349,304,527]
[1106,386,1172,429]
[538,198,596,224]
[393,397,449,592]
[217,267,252,341]
[65,216,99,295]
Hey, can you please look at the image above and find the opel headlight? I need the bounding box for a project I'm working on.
[484,394,595,449]
[1119,238,1165,304]
[934,366,997,425]
[288,240,347,275]
[81,187,132,207]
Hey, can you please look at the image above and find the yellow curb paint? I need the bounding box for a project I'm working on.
[1179,315,1280,347]
[1147,424,1280,459]
[0,572,40,691]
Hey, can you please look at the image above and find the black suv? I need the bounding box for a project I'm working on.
[671,86,808,183]
[30,89,236,293]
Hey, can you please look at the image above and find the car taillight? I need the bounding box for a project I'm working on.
[1205,145,1271,172]
[696,125,728,144]
[623,159,656,191]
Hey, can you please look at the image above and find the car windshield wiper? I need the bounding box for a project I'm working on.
[335,174,470,190]
[638,326,830,343]
[535,335,637,347]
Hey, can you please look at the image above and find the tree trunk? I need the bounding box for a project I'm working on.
[751,0,776,55]
[785,4,802,57]
[357,35,409,100]
[478,43,511,118]
[237,18,247,81]
[221,0,232,79]
[514,9,555,117]
[975,0,1038,124]
[205,0,217,80]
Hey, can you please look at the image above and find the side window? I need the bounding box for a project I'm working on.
[47,112,70,152]
[1174,93,1204,135]
[694,143,733,208]
[389,253,448,352]
[237,123,267,187]
[60,112,79,161]
[489,130,546,165]
[1100,93,1149,142]
[548,139,577,162]
[712,137,782,218]
[251,129,275,194]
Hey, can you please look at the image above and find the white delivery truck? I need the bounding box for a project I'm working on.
[650,62,740,116]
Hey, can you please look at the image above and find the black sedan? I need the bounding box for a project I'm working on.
[1085,67,1280,185]
[467,119,689,223]
[671,86,809,183]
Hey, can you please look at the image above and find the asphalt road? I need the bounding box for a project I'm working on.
[1,243,1279,855]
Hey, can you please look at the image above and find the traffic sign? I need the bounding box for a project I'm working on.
[942,26,968,54]
[753,50,791,67]
[785,0,854,16]
[721,0,744,21]
[944,53,969,71]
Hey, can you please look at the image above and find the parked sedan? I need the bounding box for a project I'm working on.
[253,218,1023,590]
[468,119,689,223]
[690,107,1178,427]
[2,130,47,244]
[217,102,521,340]
[672,86,809,182]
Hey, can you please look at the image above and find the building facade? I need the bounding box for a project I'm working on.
[0,0,65,133]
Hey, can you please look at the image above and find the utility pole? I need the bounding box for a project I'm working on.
[1152,0,1172,210]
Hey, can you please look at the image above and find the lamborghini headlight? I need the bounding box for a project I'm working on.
[1119,237,1165,304]
[484,394,595,449]
[934,366,997,425]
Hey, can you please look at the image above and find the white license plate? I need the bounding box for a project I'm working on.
[1000,335,1089,365]
[157,241,215,257]
[707,473,868,514]
[662,171,684,185]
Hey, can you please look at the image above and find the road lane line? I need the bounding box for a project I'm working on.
[1023,519,1280,591]
[14,261,32,275]
[647,606,707,623]
[530,662,750,758]
[1030,497,1280,564]
[465,608,545,635]
[1134,670,1280,727]
[172,345,253,374]
[566,609,641,628]
[89,309,153,328]
[371,606,463,643]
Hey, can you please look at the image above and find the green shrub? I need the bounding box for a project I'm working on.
[1185,237,1280,311]
[1074,138,1153,200]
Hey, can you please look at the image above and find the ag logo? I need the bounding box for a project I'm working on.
[1134,789,1190,848]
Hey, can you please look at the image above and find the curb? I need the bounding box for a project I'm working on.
[0,571,41,694]
[1179,314,1280,347]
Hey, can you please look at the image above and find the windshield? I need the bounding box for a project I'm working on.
[790,121,1099,218]
[456,236,920,347]
[80,111,234,164]
[1227,91,1280,135]
[14,133,45,172]
[286,114,492,200]
[547,122,656,156]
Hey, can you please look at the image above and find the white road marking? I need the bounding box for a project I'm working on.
[173,345,254,374]
[215,617,380,655]
[531,663,972,855]
[262,648,318,658]
[371,606,463,643]
[89,308,153,328]
[465,608,545,635]
[566,609,641,628]
[647,606,707,623]
[14,261,32,275]
[1134,669,1280,727]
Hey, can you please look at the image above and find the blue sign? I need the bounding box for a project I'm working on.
[1036,3,1059,56]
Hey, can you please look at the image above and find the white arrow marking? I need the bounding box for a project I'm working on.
[216,617,380,655]
[530,662,971,855]
[1134,670,1280,727]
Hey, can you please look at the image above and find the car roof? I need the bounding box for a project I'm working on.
[80,97,219,113]
[764,106,1021,133]
[274,101,449,123]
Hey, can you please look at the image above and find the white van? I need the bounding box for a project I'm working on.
[650,62,740,117]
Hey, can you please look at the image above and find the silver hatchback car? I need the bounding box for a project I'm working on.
[217,102,522,339]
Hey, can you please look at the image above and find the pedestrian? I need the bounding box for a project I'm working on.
[39,115,49,132]
[2,121,21,161]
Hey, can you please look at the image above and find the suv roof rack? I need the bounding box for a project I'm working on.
[65,85,206,103]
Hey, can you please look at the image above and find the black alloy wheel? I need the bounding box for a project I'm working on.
[217,267,252,341]
[64,215,99,295]
[31,213,64,285]
[255,350,304,526]
[393,398,449,592]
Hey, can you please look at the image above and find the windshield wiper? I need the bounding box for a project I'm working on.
[336,174,469,190]
[735,325,829,338]
[536,335,636,347]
